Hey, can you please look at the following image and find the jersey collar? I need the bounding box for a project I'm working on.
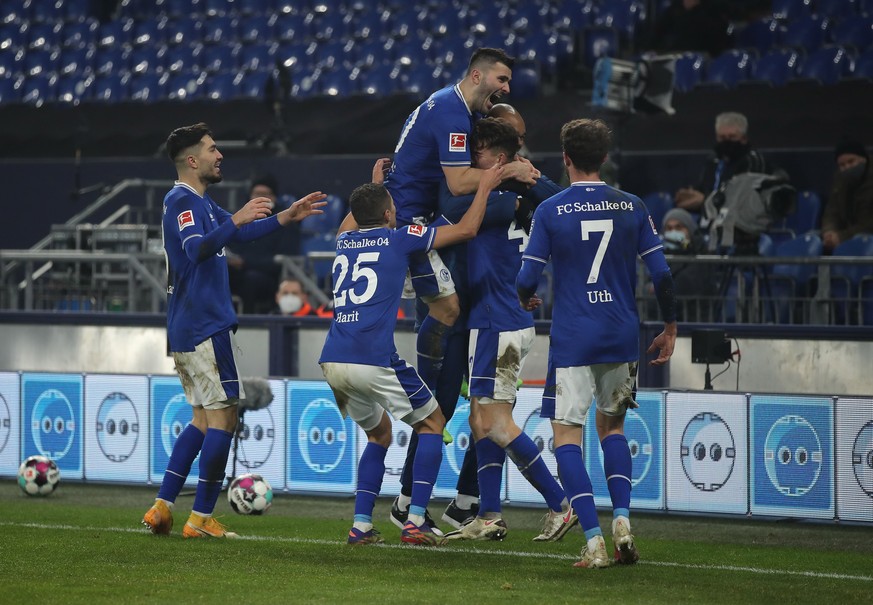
[453,84,472,116]
[174,181,204,197]
[570,181,607,186]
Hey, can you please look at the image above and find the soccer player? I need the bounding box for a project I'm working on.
[437,118,575,542]
[142,123,326,539]
[384,49,538,530]
[517,119,678,568]
[319,166,504,546]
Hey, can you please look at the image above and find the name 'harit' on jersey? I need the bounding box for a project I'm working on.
[520,181,664,367]
[319,224,436,366]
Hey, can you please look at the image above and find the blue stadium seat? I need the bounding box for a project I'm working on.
[94,47,130,76]
[403,62,442,97]
[734,18,779,54]
[24,48,59,77]
[771,0,812,21]
[430,7,468,38]
[301,232,339,291]
[358,63,401,97]
[0,23,26,54]
[90,73,130,103]
[302,193,346,235]
[239,43,275,72]
[314,39,355,71]
[356,37,395,70]
[312,9,351,41]
[510,4,548,35]
[594,0,646,41]
[430,35,469,71]
[20,73,57,106]
[97,19,134,48]
[673,52,705,92]
[204,72,242,99]
[203,0,233,17]
[166,72,205,100]
[275,13,309,43]
[767,233,823,323]
[132,20,166,48]
[509,61,540,99]
[351,10,390,40]
[703,50,752,88]
[390,7,427,39]
[164,43,203,74]
[469,5,510,37]
[61,19,98,49]
[829,16,873,52]
[514,29,556,76]
[201,15,237,45]
[830,234,873,324]
[551,0,595,33]
[853,48,873,79]
[161,0,202,19]
[58,46,94,77]
[0,75,22,103]
[783,190,821,234]
[25,21,63,51]
[276,41,317,72]
[239,0,271,16]
[319,68,357,97]
[56,74,91,104]
[750,48,800,86]
[129,72,166,102]
[164,18,202,46]
[238,15,276,44]
[641,191,673,231]
[815,0,860,19]
[201,44,240,73]
[239,69,270,98]
[795,46,853,85]
[0,50,21,79]
[780,14,830,51]
[129,47,166,75]
[580,26,618,69]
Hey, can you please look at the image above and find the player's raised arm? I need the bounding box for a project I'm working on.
[277,192,328,225]
[432,164,503,249]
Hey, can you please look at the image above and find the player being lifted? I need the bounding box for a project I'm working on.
[517,119,677,568]
[319,166,504,545]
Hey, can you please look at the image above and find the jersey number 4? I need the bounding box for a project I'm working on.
[332,252,379,308]
[581,219,613,284]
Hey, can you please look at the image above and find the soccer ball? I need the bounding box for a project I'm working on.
[228,473,273,515]
[18,455,60,496]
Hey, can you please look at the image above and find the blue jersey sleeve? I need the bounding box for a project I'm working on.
[516,205,550,298]
[434,103,472,168]
[438,185,517,228]
[169,193,237,264]
[391,224,436,255]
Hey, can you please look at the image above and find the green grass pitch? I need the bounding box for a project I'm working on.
[1,481,871,604]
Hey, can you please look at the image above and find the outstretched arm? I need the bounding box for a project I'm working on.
[432,164,503,249]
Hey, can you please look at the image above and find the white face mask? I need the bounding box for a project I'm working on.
[662,229,689,251]
[278,294,303,314]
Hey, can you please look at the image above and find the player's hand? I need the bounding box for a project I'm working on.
[647,322,677,366]
[501,159,538,186]
[282,191,328,224]
[232,196,273,227]
[517,155,541,179]
[521,294,542,312]
[372,157,391,184]
[478,163,504,192]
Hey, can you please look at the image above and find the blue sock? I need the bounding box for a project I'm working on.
[416,316,451,391]
[506,433,565,512]
[409,432,443,520]
[554,444,601,537]
[602,434,632,519]
[475,438,506,514]
[354,442,388,524]
[157,424,205,503]
[192,428,233,516]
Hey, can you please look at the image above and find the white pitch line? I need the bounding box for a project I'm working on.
[2,521,871,583]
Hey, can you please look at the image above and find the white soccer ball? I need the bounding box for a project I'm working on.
[18,455,61,496]
[228,473,273,515]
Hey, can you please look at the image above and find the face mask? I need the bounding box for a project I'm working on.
[662,229,690,252]
[841,162,866,187]
[278,294,303,314]
[713,140,749,162]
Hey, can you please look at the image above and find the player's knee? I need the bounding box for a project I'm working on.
[413,406,446,434]
[429,295,459,326]
[366,412,392,447]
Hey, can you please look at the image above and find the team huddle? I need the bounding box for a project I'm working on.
[144,48,678,571]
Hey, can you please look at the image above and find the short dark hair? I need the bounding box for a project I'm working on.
[561,118,612,174]
[473,117,521,160]
[467,47,515,74]
[166,122,212,162]
[349,183,391,226]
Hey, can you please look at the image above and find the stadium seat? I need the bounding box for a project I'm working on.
[301,232,339,291]
[164,43,202,74]
[854,48,873,79]
[734,18,779,53]
[829,234,873,324]
[238,15,276,44]
[0,49,21,79]
[55,74,90,104]
[204,71,242,99]
[594,0,646,41]
[514,30,563,78]
[314,39,355,71]
[403,62,443,96]
[90,73,130,103]
[794,46,853,85]
[239,69,270,98]
[0,23,26,55]
[312,9,351,41]
[829,16,873,52]
[129,72,166,101]
[319,68,357,97]
[767,233,823,323]
[164,18,202,46]
[131,20,167,48]
[510,4,548,35]
[302,194,346,235]
[641,191,673,231]
[552,0,595,33]
[94,47,130,76]
[275,41,316,72]
[580,26,618,69]
[203,0,233,17]
[351,10,390,40]
[275,13,311,43]
[24,48,60,77]
[129,47,166,75]
[20,72,57,106]
[166,72,205,100]
[430,7,468,38]
[25,21,63,51]
[779,15,830,51]
[750,48,801,87]
[782,190,821,235]
[61,19,98,49]
[201,15,237,45]
[771,0,812,21]
[97,19,134,48]
[0,75,22,103]
[469,5,510,37]
[703,50,752,88]
[356,37,395,70]
[509,61,540,99]
[390,7,427,40]
[358,63,401,97]
[239,43,275,72]
[201,44,240,73]
[673,52,705,92]
[815,0,860,19]
[161,0,202,19]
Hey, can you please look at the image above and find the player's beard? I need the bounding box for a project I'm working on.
[203,166,223,185]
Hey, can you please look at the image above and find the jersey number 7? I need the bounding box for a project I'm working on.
[581,219,613,284]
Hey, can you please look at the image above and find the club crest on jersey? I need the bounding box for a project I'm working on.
[407,224,425,237]
[449,132,466,152]
[178,210,195,231]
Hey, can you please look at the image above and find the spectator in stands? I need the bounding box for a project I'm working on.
[822,139,873,253]
[659,208,719,321]
[674,111,770,213]
[227,174,301,314]
[272,278,317,316]
[643,0,731,58]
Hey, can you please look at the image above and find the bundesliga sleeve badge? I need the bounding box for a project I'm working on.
[449,132,467,152]
[407,224,425,237]
[177,210,195,231]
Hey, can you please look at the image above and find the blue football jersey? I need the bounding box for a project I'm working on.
[517,181,665,366]
[384,84,476,226]
[162,183,238,352]
[319,224,436,366]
